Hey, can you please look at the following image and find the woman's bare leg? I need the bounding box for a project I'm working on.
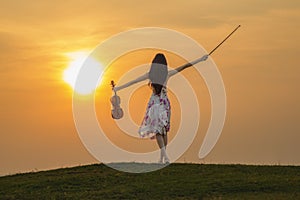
[156,134,169,163]
[156,134,164,163]
[163,134,168,148]
[156,134,165,149]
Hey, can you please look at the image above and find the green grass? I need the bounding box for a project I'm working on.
[0,163,299,199]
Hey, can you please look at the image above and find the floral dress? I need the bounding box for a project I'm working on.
[138,87,171,139]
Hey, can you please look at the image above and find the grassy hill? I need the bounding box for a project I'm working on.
[0,163,299,199]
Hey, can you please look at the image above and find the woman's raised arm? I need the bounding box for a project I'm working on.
[168,55,208,78]
[114,73,149,92]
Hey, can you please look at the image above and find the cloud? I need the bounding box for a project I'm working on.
[0,32,30,71]
[1,0,299,32]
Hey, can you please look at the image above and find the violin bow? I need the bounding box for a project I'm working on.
[208,25,241,56]
[182,25,241,68]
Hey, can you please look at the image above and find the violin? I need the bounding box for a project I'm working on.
[110,80,124,119]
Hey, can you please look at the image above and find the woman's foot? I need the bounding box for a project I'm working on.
[158,158,164,164]
[164,156,170,164]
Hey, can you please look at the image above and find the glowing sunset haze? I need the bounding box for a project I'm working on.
[0,0,299,175]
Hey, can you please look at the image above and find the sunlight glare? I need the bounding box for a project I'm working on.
[63,51,104,95]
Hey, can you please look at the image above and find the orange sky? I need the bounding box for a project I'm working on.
[0,0,299,175]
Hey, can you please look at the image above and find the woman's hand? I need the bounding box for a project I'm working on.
[113,87,119,92]
[200,54,209,61]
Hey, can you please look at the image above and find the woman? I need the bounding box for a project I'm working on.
[114,53,208,164]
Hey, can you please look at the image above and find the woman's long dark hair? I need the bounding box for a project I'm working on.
[149,53,168,95]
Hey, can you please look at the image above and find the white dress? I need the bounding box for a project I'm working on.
[138,87,171,139]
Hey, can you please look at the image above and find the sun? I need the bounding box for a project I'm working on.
[63,51,104,95]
